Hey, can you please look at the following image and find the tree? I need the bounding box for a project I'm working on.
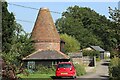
[109,7,120,57]
[2,2,16,53]
[60,34,80,53]
[82,50,100,57]
[109,57,120,79]
[2,2,34,64]
[1,1,35,80]
[109,7,120,47]
[56,5,104,49]
[109,7,120,24]
[108,7,120,80]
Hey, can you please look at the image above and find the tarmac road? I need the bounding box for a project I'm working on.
[52,59,110,80]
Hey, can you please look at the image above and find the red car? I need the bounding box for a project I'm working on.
[56,62,76,78]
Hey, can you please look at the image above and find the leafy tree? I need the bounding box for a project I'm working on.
[109,57,120,79]
[82,50,100,57]
[2,23,34,64]
[2,2,34,64]
[60,33,80,53]
[109,7,120,24]
[56,5,103,49]
[108,7,120,80]
[55,5,120,51]
[109,7,120,52]
[2,2,16,53]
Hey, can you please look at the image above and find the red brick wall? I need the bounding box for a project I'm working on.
[34,42,60,51]
[31,8,61,51]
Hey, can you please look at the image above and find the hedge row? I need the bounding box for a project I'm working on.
[109,57,120,80]
[74,63,86,76]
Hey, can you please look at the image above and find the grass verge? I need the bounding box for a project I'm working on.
[17,73,55,78]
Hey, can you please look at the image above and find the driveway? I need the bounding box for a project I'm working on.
[78,59,110,80]
[52,59,110,80]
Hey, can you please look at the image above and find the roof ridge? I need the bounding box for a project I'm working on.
[56,50,69,59]
[23,49,70,60]
[22,49,42,60]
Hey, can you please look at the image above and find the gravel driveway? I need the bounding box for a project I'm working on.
[78,59,110,80]
[52,59,110,80]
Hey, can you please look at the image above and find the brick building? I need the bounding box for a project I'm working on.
[23,8,69,68]
[31,7,60,51]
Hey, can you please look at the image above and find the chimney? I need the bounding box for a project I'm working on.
[31,8,60,51]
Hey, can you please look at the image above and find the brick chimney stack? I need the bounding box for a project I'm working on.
[31,8,60,51]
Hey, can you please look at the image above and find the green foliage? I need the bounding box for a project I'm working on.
[1,2,35,65]
[35,65,55,74]
[60,34,80,53]
[109,57,120,79]
[56,5,118,51]
[104,54,110,60]
[96,58,101,62]
[109,7,120,57]
[2,2,16,53]
[110,49,120,58]
[17,74,54,79]
[56,5,104,49]
[109,7,120,24]
[82,50,100,57]
[74,64,86,76]
[22,69,30,76]
[2,23,35,65]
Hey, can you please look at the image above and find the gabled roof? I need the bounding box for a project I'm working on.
[90,46,105,52]
[68,52,83,58]
[23,49,69,60]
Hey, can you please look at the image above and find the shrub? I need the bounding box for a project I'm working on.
[109,57,120,80]
[74,64,86,76]
[34,65,55,74]
[104,54,109,59]
[96,58,101,62]
[60,34,80,53]
[82,50,100,57]
[23,69,30,76]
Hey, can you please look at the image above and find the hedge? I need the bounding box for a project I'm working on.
[109,57,120,80]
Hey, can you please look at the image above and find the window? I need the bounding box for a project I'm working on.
[27,61,35,70]
[58,64,71,68]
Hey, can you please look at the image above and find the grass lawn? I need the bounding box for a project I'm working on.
[17,73,55,79]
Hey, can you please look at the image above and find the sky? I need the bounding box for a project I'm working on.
[118,1,120,9]
[7,1,119,33]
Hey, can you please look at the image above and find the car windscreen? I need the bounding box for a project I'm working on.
[58,64,71,68]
